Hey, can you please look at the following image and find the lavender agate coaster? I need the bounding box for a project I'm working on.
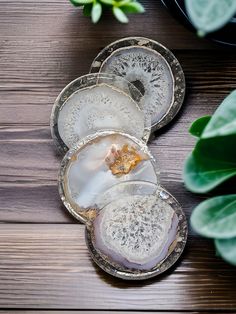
[50,73,151,155]
[90,37,185,132]
[85,181,188,280]
[58,131,159,224]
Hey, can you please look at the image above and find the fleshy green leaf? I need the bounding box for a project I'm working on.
[70,0,93,5]
[69,0,144,22]
[113,6,129,23]
[116,0,131,6]
[92,2,102,23]
[83,3,93,16]
[202,90,236,139]
[100,0,114,5]
[191,194,236,239]
[185,0,236,36]
[121,1,145,13]
[69,0,84,6]
[189,115,211,137]
[215,237,236,266]
[183,136,236,193]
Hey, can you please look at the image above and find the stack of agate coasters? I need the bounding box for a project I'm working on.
[50,37,187,280]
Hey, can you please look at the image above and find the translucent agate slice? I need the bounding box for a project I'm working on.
[86,181,188,280]
[99,47,174,125]
[90,37,185,132]
[94,194,178,269]
[59,132,159,224]
[51,73,150,154]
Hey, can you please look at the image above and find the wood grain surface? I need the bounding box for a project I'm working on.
[0,0,236,311]
[0,225,236,310]
[2,312,236,314]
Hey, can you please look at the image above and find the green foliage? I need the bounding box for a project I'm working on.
[70,0,93,6]
[113,6,129,23]
[184,91,236,193]
[189,115,211,137]
[191,195,236,239]
[91,2,102,23]
[215,237,236,266]
[202,90,236,139]
[185,0,236,36]
[70,0,144,23]
[184,90,236,266]
[184,135,236,193]
[83,3,93,16]
[121,2,145,14]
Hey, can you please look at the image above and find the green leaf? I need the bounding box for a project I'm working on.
[91,2,102,23]
[100,0,114,6]
[202,90,236,139]
[113,6,129,23]
[189,115,211,137]
[69,0,83,6]
[183,136,236,193]
[215,237,236,266]
[191,194,236,239]
[70,0,93,6]
[83,3,93,16]
[185,0,236,36]
[116,0,131,6]
[184,90,236,192]
[121,2,145,13]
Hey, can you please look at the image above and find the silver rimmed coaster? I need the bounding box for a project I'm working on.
[50,73,151,155]
[85,181,188,280]
[58,131,159,224]
[90,37,185,132]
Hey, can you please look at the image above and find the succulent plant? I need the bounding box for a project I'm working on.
[69,0,145,23]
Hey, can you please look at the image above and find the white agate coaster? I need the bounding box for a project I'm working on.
[51,73,151,154]
[58,131,159,224]
[86,181,187,280]
[90,37,185,132]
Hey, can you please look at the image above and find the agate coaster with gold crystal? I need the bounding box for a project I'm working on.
[90,37,185,132]
[58,131,159,224]
[51,73,151,154]
[85,181,188,280]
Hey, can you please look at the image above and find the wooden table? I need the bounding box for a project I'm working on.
[1,0,236,312]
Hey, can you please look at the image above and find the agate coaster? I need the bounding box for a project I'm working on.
[90,37,185,132]
[51,73,151,154]
[85,181,188,280]
[58,131,159,224]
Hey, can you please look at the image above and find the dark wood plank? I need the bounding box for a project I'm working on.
[0,310,236,314]
[0,224,235,310]
[0,0,218,51]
